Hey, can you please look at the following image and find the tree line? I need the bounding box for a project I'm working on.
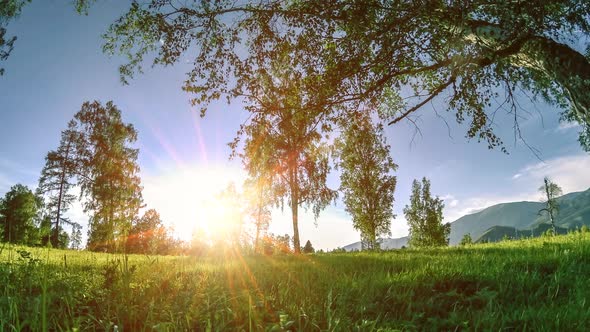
[0,101,181,254]
[0,98,453,254]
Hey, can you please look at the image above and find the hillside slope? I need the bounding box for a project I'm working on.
[449,201,542,244]
[342,188,590,249]
[475,224,569,243]
[342,236,409,251]
[449,188,590,245]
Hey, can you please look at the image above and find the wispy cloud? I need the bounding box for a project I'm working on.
[0,173,14,194]
[440,194,459,208]
[555,121,581,132]
[513,153,590,193]
[445,153,590,222]
[445,192,538,222]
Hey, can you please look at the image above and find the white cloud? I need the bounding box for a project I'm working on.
[445,192,538,222]
[440,194,459,208]
[444,153,590,223]
[555,121,581,132]
[514,153,590,193]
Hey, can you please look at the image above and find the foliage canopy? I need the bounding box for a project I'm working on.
[404,178,450,248]
[0,183,41,244]
[73,101,143,252]
[338,111,397,250]
[0,0,30,75]
[234,55,337,253]
[100,0,590,151]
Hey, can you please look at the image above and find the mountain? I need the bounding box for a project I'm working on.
[450,188,590,244]
[341,187,590,250]
[342,236,408,251]
[475,224,569,243]
[449,201,543,244]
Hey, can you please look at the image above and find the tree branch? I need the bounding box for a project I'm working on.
[388,75,456,126]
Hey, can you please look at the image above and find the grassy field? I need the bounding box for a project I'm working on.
[2,233,590,331]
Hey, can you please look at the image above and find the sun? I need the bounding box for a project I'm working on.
[142,165,246,243]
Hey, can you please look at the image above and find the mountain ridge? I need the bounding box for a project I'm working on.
[340,187,590,251]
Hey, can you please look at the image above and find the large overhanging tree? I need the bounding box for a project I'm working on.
[0,0,30,76]
[96,0,590,151]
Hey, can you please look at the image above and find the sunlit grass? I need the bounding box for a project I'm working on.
[1,232,590,330]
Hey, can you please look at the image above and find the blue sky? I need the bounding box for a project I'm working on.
[1,2,590,250]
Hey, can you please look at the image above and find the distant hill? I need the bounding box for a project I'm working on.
[475,224,569,243]
[342,236,408,251]
[449,187,590,245]
[341,187,590,250]
[449,201,543,244]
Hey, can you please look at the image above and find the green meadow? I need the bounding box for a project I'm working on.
[2,232,590,331]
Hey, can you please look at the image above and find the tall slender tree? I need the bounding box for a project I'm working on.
[234,55,337,254]
[37,120,80,248]
[243,176,271,254]
[70,223,82,250]
[338,111,398,250]
[404,178,450,248]
[539,177,563,235]
[74,101,143,252]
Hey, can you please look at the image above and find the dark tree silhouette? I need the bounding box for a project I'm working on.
[302,240,315,254]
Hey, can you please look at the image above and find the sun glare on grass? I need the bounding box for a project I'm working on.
[142,166,245,244]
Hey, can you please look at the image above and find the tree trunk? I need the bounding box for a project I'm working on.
[290,170,301,254]
[254,222,261,254]
[53,139,71,248]
[254,184,263,254]
[291,200,300,254]
[544,177,557,235]
[369,222,377,250]
[549,211,556,235]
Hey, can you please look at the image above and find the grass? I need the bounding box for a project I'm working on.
[1,233,590,331]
